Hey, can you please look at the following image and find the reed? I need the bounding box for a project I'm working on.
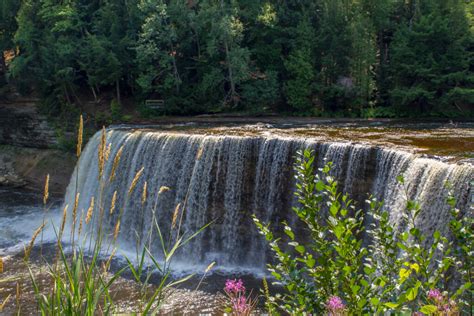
[24,222,45,261]
[98,127,106,179]
[110,191,117,215]
[113,220,121,241]
[43,174,49,205]
[78,210,84,236]
[25,115,212,315]
[0,294,10,312]
[158,186,170,194]
[76,115,83,157]
[85,197,95,224]
[59,204,69,238]
[141,181,147,205]
[109,145,124,182]
[128,167,144,195]
[171,203,181,229]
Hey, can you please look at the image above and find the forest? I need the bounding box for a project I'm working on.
[0,0,473,118]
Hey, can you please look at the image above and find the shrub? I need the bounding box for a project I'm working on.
[110,99,122,121]
[254,149,472,315]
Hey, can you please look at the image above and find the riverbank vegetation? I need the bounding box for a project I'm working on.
[0,0,473,119]
[254,149,473,315]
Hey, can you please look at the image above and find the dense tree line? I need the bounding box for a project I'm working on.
[0,0,472,117]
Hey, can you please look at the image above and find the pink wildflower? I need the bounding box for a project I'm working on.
[427,289,443,302]
[232,296,249,313]
[225,279,246,294]
[326,296,345,311]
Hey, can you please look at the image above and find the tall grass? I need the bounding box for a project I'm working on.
[22,115,212,315]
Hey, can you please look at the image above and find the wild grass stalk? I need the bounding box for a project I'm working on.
[23,115,213,315]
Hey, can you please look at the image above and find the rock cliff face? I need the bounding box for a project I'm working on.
[0,100,75,193]
[0,99,58,148]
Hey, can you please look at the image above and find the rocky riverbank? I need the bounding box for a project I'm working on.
[0,145,75,195]
[0,100,75,194]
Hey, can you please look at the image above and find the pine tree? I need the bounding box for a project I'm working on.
[389,0,472,115]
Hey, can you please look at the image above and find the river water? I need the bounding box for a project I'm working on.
[1,121,473,313]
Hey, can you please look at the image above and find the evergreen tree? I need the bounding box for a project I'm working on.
[389,0,472,115]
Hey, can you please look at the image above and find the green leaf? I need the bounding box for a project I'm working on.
[316,180,325,191]
[384,302,399,309]
[306,256,315,268]
[419,305,438,314]
[406,284,419,301]
[370,297,380,306]
[396,175,405,184]
[284,226,295,240]
[295,245,305,254]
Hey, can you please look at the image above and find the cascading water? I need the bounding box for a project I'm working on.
[64,128,473,272]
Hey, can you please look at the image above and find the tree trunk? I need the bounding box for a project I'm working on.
[224,40,236,108]
[220,0,237,109]
[170,44,181,94]
[116,79,121,105]
[90,85,98,102]
[0,52,6,78]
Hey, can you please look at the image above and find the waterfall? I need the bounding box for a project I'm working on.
[64,128,473,272]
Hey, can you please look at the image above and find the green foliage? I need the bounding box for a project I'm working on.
[389,0,472,115]
[2,0,473,117]
[241,70,279,113]
[284,48,314,112]
[254,149,472,315]
[110,99,122,121]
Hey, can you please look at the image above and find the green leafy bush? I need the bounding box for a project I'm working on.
[254,149,472,315]
[110,99,122,122]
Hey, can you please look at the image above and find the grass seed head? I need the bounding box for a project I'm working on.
[158,186,170,194]
[85,197,95,224]
[110,191,117,215]
[142,181,147,205]
[113,220,121,240]
[109,145,124,182]
[24,222,46,261]
[172,203,181,229]
[72,193,80,226]
[205,261,216,273]
[43,174,49,205]
[78,210,84,236]
[76,115,83,157]
[60,204,69,236]
[98,126,106,179]
[105,143,112,161]
[128,167,144,196]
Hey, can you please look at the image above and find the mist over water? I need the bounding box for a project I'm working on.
[63,128,473,274]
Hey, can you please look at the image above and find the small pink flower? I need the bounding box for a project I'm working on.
[233,296,249,313]
[326,296,345,311]
[427,289,443,302]
[225,279,246,294]
[413,312,424,316]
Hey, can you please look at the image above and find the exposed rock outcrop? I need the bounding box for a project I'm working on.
[0,99,58,148]
[0,145,75,195]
